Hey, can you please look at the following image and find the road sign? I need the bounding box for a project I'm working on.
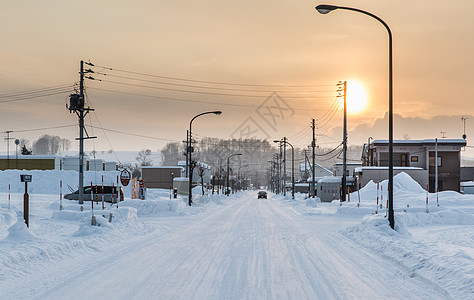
[20,174,32,182]
[120,169,131,186]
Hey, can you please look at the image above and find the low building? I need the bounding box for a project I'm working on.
[333,162,362,177]
[317,176,357,202]
[355,167,428,190]
[362,139,466,192]
[141,166,184,189]
[0,155,61,170]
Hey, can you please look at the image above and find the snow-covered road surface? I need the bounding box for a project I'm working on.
[6,191,451,300]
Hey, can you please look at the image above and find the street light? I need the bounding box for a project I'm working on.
[226,153,242,196]
[188,111,222,206]
[315,4,394,229]
[274,139,295,199]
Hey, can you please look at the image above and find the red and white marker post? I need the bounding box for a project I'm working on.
[116,176,119,209]
[60,180,63,211]
[376,182,379,214]
[8,184,11,210]
[426,184,429,213]
[101,175,104,210]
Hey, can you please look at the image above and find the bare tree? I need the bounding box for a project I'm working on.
[198,165,206,195]
[136,149,153,166]
[31,135,71,155]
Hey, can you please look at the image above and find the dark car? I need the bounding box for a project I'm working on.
[64,185,124,203]
[257,191,267,199]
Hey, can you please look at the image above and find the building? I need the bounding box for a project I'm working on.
[361,139,466,192]
[299,162,333,180]
[0,155,61,170]
[140,166,184,189]
[317,176,356,202]
[333,162,362,177]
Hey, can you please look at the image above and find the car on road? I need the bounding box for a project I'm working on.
[64,185,124,203]
[257,191,267,199]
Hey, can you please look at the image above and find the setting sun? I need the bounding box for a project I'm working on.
[344,80,368,114]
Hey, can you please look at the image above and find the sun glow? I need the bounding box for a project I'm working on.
[344,80,368,114]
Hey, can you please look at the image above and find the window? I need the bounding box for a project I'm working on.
[429,156,442,167]
[411,156,418,162]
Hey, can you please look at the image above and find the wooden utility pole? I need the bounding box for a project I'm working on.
[338,81,347,202]
[311,119,316,198]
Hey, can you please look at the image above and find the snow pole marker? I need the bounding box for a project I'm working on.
[8,184,10,210]
[116,176,119,209]
[437,187,439,206]
[384,185,388,218]
[101,175,104,210]
[60,180,63,211]
[380,184,383,209]
[91,181,96,225]
[376,182,379,214]
[426,184,429,213]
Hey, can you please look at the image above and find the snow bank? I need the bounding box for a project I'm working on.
[120,199,179,216]
[0,169,132,197]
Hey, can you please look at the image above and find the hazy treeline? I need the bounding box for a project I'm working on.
[160,137,363,186]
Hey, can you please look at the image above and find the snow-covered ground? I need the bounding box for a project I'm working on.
[0,171,473,299]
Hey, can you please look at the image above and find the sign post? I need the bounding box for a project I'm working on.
[20,174,32,228]
[120,169,131,187]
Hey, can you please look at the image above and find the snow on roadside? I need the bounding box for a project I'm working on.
[270,172,474,298]
[341,173,474,299]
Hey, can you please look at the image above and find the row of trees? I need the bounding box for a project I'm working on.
[161,138,363,188]
[13,134,71,155]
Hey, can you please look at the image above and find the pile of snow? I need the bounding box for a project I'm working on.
[0,169,132,196]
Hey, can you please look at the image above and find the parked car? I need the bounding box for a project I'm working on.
[64,185,124,203]
[257,191,267,199]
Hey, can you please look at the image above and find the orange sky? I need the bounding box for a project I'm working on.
[0,0,473,156]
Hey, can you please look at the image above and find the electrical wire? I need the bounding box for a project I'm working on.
[0,87,76,104]
[93,72,335,94]
[11,124,77,133]
[88,125,179,142]
[86,86,336,111]
[89,78,337,99]
[315,143,343,157]
[89,62,334,88]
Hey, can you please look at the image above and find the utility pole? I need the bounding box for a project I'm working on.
[68,60,96,205]
[435,137,438,193]
[462,116,468,140]
[311,119,316,198]
[338,81,347,202]
[5,131,13,169]
[283,137,287,197]
[304,149,308,180]
[278,144,282,194]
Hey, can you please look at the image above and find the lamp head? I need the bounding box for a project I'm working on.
[315,4,338,14]
[214,111,222,115]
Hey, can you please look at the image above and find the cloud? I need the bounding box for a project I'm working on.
[328,113,472,145]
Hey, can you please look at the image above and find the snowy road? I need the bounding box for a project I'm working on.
[6,192,450,299]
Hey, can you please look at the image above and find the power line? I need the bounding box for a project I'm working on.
[87,86,339,111]
[93,72,335,94]
[0,87,75,104]
[89,62,334,88]
[87,125,179,142]
[0,84,75,99]
[89,78,337,99]
[10,124,77,133]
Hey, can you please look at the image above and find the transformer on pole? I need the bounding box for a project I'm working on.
[67,60,96,205]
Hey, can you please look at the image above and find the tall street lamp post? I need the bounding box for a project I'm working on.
[315,4,394,230]
[226,153,242,196]
[274,139,295,199]
[188,111,222,206]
